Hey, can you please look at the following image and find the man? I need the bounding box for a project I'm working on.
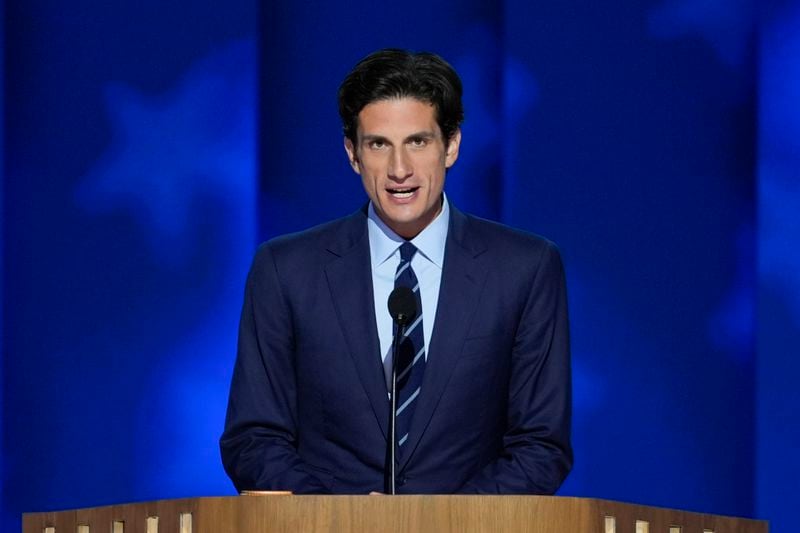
[220,49,572,494]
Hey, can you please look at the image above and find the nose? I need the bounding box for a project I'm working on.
[388,147,413,180]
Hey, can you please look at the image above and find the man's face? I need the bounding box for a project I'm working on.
[344,97,461,239]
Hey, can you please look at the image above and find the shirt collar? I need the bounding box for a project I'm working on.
[367,194,450,269]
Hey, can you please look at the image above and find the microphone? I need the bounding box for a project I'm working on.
[388,286,416,326]
[386,286,417,494]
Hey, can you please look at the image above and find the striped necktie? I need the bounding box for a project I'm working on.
[389,241,426,451]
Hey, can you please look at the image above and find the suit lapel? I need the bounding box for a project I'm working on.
[324,209,389,438]
[399,207,488,468]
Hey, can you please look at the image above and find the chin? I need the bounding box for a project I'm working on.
[390,213,423,227]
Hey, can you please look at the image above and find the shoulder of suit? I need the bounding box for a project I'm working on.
[253,209,366,263]
[458,211,561,259]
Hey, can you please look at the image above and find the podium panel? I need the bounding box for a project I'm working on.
[23,495,768,533]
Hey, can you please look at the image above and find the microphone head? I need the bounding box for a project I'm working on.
[388,286,417,326]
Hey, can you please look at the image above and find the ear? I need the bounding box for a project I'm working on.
[445,129,461,168]
[344,137,361,174]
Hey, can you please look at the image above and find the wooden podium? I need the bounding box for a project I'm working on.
[23,495,767,533]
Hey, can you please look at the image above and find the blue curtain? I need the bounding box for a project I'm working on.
[0,0,5,522]
[2,3,256,532]
[756,2,800,531]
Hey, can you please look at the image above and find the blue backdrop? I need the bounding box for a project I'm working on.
[2,1,798,532]
[757,2,800,530]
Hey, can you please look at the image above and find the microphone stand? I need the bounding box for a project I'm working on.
[388,321,406,495]
[385,286,415,495]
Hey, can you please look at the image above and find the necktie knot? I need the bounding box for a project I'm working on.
[399,242,417,263]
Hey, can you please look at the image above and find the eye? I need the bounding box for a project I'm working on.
[368,139,386,150]
[409,137,427,148]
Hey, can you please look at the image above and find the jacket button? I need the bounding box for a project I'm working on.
[397,476,406,487]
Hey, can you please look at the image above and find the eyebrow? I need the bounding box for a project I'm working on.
[360,131,439,144]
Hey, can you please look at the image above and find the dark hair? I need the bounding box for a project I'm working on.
[338,49,464,145]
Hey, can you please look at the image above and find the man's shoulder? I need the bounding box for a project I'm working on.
[455,210,560,261]
[253,208,367,263]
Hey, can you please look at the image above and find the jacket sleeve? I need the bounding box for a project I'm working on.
[219,243,330,494]
[457,242,573,494]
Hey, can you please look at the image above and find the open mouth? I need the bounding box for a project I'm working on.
[387,187,420,199]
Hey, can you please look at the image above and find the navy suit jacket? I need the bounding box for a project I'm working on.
[220,204,572,494]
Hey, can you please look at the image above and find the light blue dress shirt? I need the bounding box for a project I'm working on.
[367,195,450,364]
